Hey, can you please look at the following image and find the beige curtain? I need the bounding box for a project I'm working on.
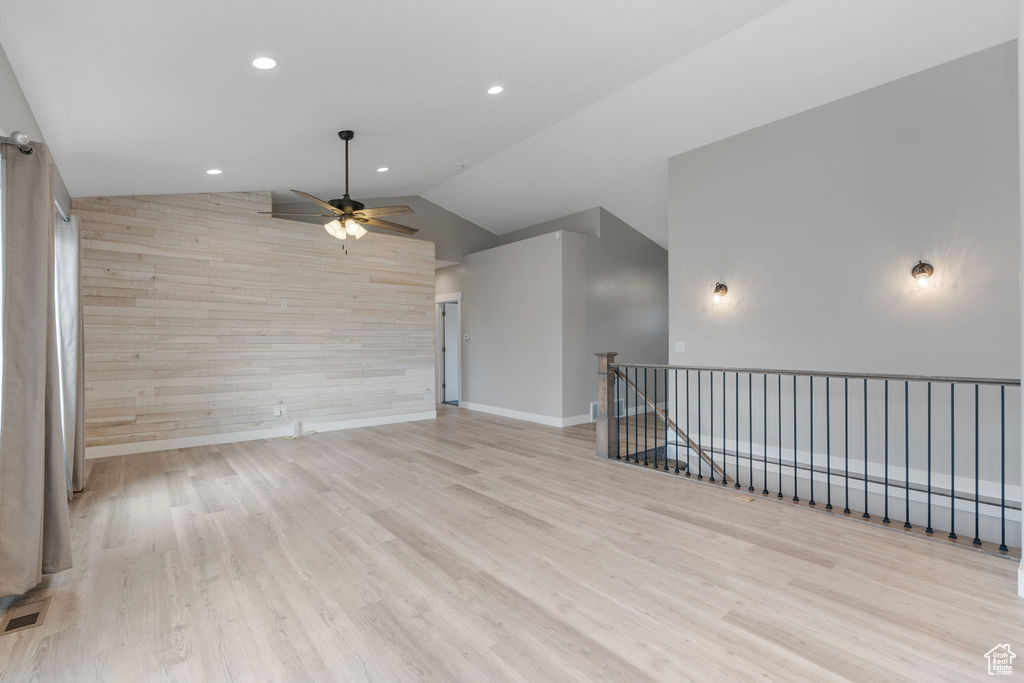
[55,214,85,494]
[0,142,73,597]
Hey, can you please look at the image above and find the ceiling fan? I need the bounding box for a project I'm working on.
[261,130,417,241]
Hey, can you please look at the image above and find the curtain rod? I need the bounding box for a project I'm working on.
[0,132,68,221]
[1,132,68,221]
[54,200,69,223]
[0,131,33,155]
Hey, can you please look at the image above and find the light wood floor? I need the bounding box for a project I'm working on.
[2,406,1021,681]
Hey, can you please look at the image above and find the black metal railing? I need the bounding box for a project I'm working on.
[601,359,1021,556]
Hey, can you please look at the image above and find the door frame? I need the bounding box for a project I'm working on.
[435,292,462,406]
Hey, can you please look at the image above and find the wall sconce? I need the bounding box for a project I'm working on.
[911,261,934,288]
[712,282,728,303]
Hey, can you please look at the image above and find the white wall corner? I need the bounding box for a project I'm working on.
[1018,0,1023,600]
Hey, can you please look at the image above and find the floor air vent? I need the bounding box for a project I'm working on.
[590,399,626,421]
[1,597,49,635]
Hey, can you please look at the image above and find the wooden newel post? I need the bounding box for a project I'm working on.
[595,352,619,459]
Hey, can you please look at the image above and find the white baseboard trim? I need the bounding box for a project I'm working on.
[561,413,594,427]
[85,410,437,459]
[460,402,589,428]
[304,411,437,435]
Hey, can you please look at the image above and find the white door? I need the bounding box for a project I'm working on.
[442,302,460,403]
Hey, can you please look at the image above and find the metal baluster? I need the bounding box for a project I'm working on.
[634,367,639,464]
[698,372,703,480]
[763,374,768,495]
[883,379,890,524]
[774,376,782,499]
[809,376,815,506]
[825,377,832,510]
[735,372,740,488]
[615,368,621,460]
[844,378,850,514]
[778,375,783,499]
[686,370,691,476]
[624,367,629,461]
[792,375,799,503]
[949,383,957,540]
[622,368,628,460]
[643,368,649,466]
[1000,386,1007,552]
[710,371,716,482]
[863,378,870,519]
[973,384,981,546]
[664,369,670,471]
[748,373,755,492]
[624,368,629,461]
[652,369,658,469]
[674,370,680,474]
[904,381,911,529]
[722,370,727,486]
[926,383,933,534]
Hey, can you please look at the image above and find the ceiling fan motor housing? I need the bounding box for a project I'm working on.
[329,196,365,212]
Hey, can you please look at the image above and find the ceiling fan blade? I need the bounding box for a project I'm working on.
[363,217,418,235]
[356,205,413,218]
[291,189,343,215]
[259,211,337,217]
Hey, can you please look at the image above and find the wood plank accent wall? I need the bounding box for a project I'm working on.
[74,191,435,448]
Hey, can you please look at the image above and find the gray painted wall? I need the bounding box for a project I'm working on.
[496,207,601,245]
[0,42,70,210]
[1017,20,1024,593]
[436,208,668,422]
[436,234,564,418]
[665,42,1020,529]
[0,43,41,141]
[669,41,1019,378]
[561,209,668,418]
[274,194,497,264]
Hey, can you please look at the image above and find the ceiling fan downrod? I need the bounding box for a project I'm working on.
[338,130,354,198]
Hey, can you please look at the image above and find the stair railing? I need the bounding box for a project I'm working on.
[594,352,1021,556]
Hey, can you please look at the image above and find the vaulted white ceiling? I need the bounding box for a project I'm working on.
[0,0,1017,247]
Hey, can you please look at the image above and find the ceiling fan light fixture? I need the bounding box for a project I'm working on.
[324,219,347,240]
[351,224,368,239]
[344,218,362,235]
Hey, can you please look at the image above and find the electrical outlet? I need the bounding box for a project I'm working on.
[280,404,287,416]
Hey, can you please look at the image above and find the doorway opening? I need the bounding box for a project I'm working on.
[438,300,460,406]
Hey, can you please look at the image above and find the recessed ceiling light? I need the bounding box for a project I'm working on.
[252,57,277,70]
[206,168,223,175]
[377,167,389,173]
[487,85,504,95]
